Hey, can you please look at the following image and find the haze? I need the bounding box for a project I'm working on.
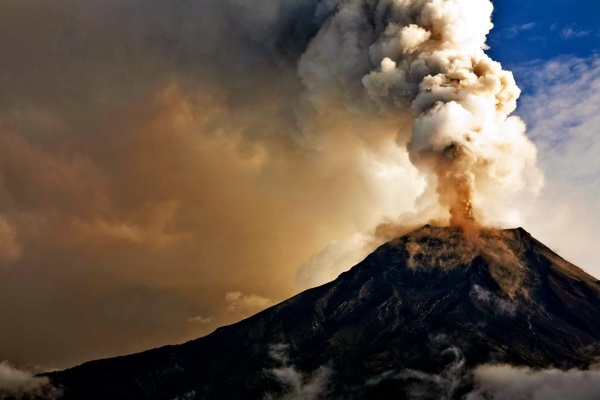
[0,0,598,371]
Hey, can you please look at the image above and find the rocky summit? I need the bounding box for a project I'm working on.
[44,225,600,399]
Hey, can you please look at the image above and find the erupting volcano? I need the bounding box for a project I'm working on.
[301,0,542,227]
[43,225,600,399]
[0,0,597,399]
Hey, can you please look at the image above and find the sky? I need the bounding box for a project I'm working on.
[489,0,600,63]
[488,0,600,271]
[0,0,598,373]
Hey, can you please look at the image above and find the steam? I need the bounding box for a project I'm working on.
[393,346,467,400]
[467,364,600,400]
[0,361,60,399]
[225,292,274,318]
[299,0,542,226]
[265,344,331,400]
[362,338,600,400]
[364,355,600,400]
[296,233,372,288]
[0,0,545,367]
[471,285,517,316]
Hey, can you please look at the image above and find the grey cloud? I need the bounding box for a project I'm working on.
[363,350,600,400]
[264,344,331,400]
[471,284,517,316]
[514,55,600,277]
[467,364,600,400]
[364,346,468,400]
[0,361,61,400]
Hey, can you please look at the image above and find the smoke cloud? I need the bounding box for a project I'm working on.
[365,345,468,399]
[515,54,600,276]
[265,344,332,400]
[0,0,544,368]
[467,364,600,400]
[470,284,517,316]
[225,292,274,318]
[0,361,60,400]
[299,0,542,227]
[364,359,600,400]
[362,341,600,400]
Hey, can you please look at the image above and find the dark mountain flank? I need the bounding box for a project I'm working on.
[45,226,600,399]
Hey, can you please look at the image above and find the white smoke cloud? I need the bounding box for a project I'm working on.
[299,0,542,227]
[366,361,600,400]
[264,344,331,400]
[470,284,517,316]
[467,364,600,400]
[515,54,600,277]
[365,346,467,400]
[363,347,600,400]
[295,233,373,289]
[401,347,466,400]
[225,292,274,317]
[187,316,213,324]
[0,361,60,399]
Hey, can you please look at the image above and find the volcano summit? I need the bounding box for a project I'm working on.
[42,226,600,399]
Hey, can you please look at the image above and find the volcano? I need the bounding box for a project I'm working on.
[44,226,600,399]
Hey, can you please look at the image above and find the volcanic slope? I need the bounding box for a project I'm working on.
[46,225,600,399]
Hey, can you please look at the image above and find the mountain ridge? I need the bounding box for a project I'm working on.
[43,225,600,399]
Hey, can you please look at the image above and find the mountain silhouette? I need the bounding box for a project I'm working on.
[44,225,600,399]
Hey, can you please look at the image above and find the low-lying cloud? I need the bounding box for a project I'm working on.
[264,344,331,400]
[0,361,60,400]
[363,350,600,400]
[471,284,518,316]
[225,292,274,318]
[467,364,600,400]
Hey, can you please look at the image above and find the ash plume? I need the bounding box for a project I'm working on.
[0,0,544,367]
[0,361,61,399]
[299,0,542,227]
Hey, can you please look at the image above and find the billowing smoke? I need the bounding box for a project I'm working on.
[265,344,331,400]
[364,356,600,400]
[299,0,542,227]
[0,361,61,399]
[0,0,543,368]
[467,364,600,400]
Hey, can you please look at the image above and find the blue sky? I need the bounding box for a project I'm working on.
[486,0,600,272]
[489,0,600,64]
